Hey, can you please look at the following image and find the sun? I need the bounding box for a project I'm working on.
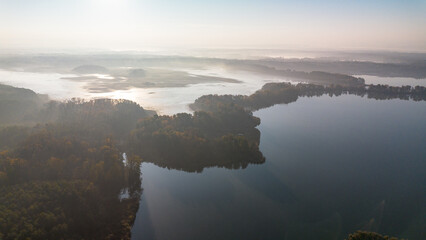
[91,0,128,14]
[88,0,131,28]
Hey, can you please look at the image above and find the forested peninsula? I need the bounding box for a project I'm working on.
[191,82,426,112]
[0,84,264,239]
[0,80,424,239]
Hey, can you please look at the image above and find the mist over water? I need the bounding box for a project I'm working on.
[0,70,82,99]
[1,0,426,239]
[0,67,301,114]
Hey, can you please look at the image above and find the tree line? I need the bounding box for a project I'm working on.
[191,82,426,112]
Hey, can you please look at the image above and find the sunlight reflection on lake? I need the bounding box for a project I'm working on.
[0,68,299,114]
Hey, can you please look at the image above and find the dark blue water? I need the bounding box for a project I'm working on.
[131,95,426,240]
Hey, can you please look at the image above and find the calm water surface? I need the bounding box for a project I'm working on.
[131,95,426,240]
[356,75,426,87]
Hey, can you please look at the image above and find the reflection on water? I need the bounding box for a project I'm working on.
[131,95,426,240]
[0,68,298,114]
[357,75,426,87]
[0,70,83,99]
[85,73,115,80]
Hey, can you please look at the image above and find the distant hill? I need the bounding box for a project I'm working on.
[0,84,41,100]
[251,59,426,79]
[0,84,48,125]
[226,62,365,86]
[128,68,146,78]
[72,65,108,74]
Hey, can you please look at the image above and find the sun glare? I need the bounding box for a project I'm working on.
[91,0,129,16]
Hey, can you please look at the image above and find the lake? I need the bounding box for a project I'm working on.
[0,68,297,115]
[356,75,426,87]
[131,95,426,240]
[2,68,424,114]
[1,68,425,239]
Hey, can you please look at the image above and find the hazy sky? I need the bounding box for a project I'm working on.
[1,0,425,51]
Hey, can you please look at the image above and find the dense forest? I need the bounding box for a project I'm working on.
[129,106,264,172]
[345,231,403,240]
[0,88,149,239]
[0,136,142,239]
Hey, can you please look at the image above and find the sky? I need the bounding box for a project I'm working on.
[0,0,425,51]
